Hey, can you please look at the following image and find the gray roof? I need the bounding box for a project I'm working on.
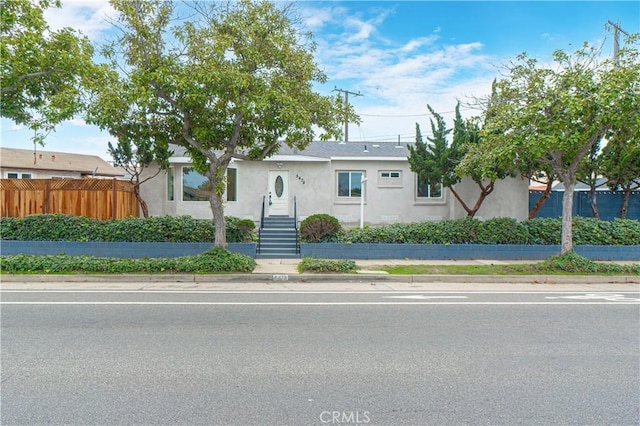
[0,147,123,177]
[170,141,411,159]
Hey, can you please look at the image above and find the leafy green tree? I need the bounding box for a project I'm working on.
[523,163,557,219]
[576,140,606,218]
[98,0,352,247]
[409,103,513,218]
[86,67,173,217]
[107,137,173,218]
[601,138,640,219]
[471,40,640,253]
[0,0,95,144]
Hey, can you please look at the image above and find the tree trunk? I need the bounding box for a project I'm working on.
[588,186,599,219]
[134,185,149,218]
[561,183,574,254]
[210,191,227,248]
[620,186,631,219]
[448,181,494,218]
[529,180,553,219]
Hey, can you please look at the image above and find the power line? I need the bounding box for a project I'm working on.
[359,107,475,118]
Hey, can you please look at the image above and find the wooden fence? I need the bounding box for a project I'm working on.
[0,178,139,220]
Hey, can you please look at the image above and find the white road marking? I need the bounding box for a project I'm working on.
[2,290,639,295]
[383,295,468,300]
[1,302,638,305]
[546,293,640,302]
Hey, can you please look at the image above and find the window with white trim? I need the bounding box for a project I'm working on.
[226,168,237,202]
[183,167,211,201]
[416,175,443,199]
[6,172,32,179]
[337,171,363,198]
[181,167,237,202]
[166,167,174,201]
[378,170,402,187]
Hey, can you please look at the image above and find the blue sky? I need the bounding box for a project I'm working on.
[1,1,638,161]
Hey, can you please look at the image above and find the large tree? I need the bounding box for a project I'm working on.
[87,68,174,218]
[98,0,352,247]
[409,103,514,218]
[0,0,95,143]
[471,40,639,254]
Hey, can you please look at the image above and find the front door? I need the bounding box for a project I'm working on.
[268,170,289,216]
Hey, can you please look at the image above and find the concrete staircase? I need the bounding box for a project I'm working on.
[256,216,300,259]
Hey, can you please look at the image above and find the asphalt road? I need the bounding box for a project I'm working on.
[2,289,639,425]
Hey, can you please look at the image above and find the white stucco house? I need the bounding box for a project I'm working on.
[139,141,529,226]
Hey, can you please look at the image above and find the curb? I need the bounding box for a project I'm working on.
[1,273,638,285]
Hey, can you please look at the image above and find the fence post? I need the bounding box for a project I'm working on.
[112,178,117,219]
[44,180,50,214]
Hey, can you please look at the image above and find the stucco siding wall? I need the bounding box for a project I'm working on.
[450,176,529,220]
[140,159,528,224]
[139,165,176,217]
[327,159,450,226]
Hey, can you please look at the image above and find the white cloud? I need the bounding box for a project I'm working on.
[302,4,497,143]
[400,35,439,53]
[43,0,117,39]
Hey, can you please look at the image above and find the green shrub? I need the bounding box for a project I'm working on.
[335,217,640,245]
[535,251,639,274]
[297,257,357,273]
[522,218,561,244]
[572,217,615,245]
[0,214,250,243]
[226,217,256,242]
[300,214,342,242]
[478,217,531,244]
[609,218,640,246]
[0,247,256,274]
[538,251,600,273]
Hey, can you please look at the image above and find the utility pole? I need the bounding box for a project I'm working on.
[606,20,628,67]
[333,87,362,143]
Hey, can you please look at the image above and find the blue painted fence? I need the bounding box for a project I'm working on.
[2,241,638,261]
[530,190,640,220]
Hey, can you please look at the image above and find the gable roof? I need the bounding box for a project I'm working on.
[168,141,411,162]
[0,147,123,177]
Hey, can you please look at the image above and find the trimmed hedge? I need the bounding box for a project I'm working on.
[0,247,256,274]
[297,258,357,273]
[0,214,254,243]
[2,214,638,246]
[300,213,343,242]
[337,217,639,245]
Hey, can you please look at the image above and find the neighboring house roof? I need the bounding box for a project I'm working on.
[553,178,611,192]
[168,141,411,162]
[0,147,123,177]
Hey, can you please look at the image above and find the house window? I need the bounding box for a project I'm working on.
[378,170,402,187]
[181,167,236,202]
[226,168,237,202]
[182,167,211,201]
[6,172,32,179]
[416,175,443,199]
[337,171,363,198]
[166,167,174,201]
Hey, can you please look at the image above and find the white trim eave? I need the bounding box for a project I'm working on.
[330,156,408,161]
[168,155,329,163]
[168,156,192,163]
[264,155,329,162]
